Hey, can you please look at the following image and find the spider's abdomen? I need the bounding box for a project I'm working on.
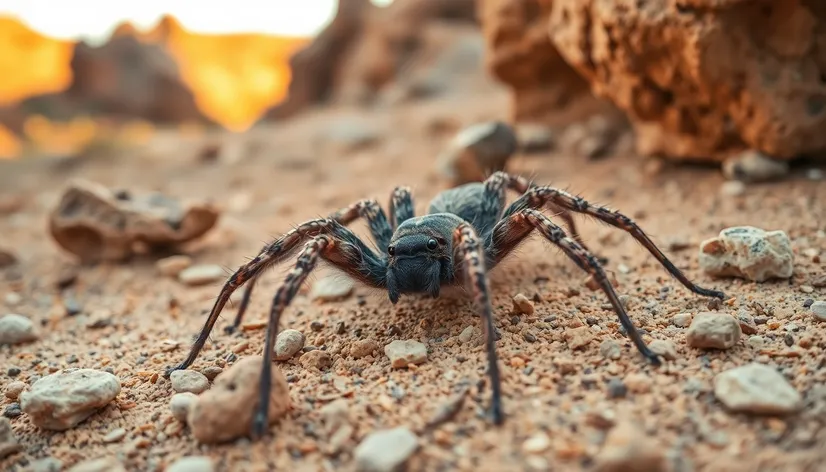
[427,183,500,237]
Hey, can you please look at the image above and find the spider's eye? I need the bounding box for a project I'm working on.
[388,246,395,256]
[426,238,438,250]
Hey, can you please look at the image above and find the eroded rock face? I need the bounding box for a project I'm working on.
[548,0,826,162]
[48,179,220,263]
[478,0,599,123]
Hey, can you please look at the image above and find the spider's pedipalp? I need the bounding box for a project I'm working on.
[491,209,660,364]
[453,222,504,424]
[227,198,395,332]
[389,186,415,229]
[496,172,725,300]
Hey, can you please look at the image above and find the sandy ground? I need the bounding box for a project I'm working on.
[1,90,825,472]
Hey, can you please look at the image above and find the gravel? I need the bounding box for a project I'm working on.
[167,456,215,472]
[4,381,26,400]
[458,326,478,344]
[810,301,826,322]
[511,293,534,315]
[648,340,678,361]
[0,313,39,345]
[599,339,622,360]
[354,427,419,472]
[274,329,305,360]
[0,417,21,459]
[349,339,379,358]
[686,312,742,349]
[170,370,210,394]
[178,264,226,286]
[593,421,666,472]
[671,313,692,328]
[384,339,428,368]
[170,392,198,422]
[20,369,121,430]
[713,363,802,415]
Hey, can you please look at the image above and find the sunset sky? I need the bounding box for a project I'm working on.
[1,0,392,42]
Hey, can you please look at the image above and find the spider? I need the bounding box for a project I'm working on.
[166,171,725,438]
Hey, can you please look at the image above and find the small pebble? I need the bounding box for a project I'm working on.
[686,312,741,349]
[593,421,667,471]
[0,313,39,345]
[720,180,746,197]
[713,363,802,414]
[522,431,551,453]
[4,381,26,400]
[698,226,794,282]
[201,366,223,381]
[458,326,478,344]
[599,339,621,360]
[103,427,127,443]
[20,369,121,430]
[156,255,193,277]
[310,275,354,302]
[170,392,198,422]
[3,403,21,418]
[300,350,333,370]
[384,340,428,368]
[436,121,517,186]
[0,417,21,459]
[624,373,652,394]
[167,456,215,472]
[722,150,789,182]
[648,340,678,361]
[4,292,22,306]
[170,370,210,394]
[178,264,226,286]
[274,329,306,360]
[747,335,764,349]
[606,378,627,399]
[810,301,826,322]
[354,427,419,472]
[350,339,379,359]
[671,313,692,328]
[512,293,534,315]
[66,457,127,472]
[28,457,63,472]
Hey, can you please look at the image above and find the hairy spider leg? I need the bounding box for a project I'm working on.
[167,218,387,375]
[494,172,725,299]
[453,222,504,424]
[389,186,416,229]
[491,209,660,363]
[227,198,394,333]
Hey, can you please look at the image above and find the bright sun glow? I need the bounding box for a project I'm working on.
[0,0,365,42]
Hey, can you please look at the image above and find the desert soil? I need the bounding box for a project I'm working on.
[1,90,825,472]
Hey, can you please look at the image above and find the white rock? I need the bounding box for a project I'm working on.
[20,369,121,430]
[167,456,214,472]
[384,340,428,368]
[274,329,305,360]
[354,427,419,472]
[0,313,39,345]
[178,264,226,286]
[5,381,26,400]
[747,336,765,349]
[170,370,210,394]
[170,392,198,422]
[810,301,826,322]
[28,457,63,472]
[457,326,478,344]
[102,427,126,443]
[0,417,21,459]
[648,340,678,361]
[713,363,802,415]
[671,313,693,328]
[310,275,354,302]
[522,431,551,453]
[698,226,793,282]
[66,457,127,472]
[722,150,789,182]
[593,421,666,472]
[720,180,746,197]
[599,339,621,360]
[686,313,741,349]
[156,255,193,277]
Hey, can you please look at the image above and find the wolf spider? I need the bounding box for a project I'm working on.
[166,171,725,438]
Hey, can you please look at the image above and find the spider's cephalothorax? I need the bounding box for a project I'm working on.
[166,172,726,439]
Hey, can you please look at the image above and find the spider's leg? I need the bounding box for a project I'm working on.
[497,172,725,299]
[490,209,660,364]
[389,186,415,229]
[484,172,594,255]
[453,222,504,425]
[227,199,393,333]
[167,218,352,375]
[252,233,387,438]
